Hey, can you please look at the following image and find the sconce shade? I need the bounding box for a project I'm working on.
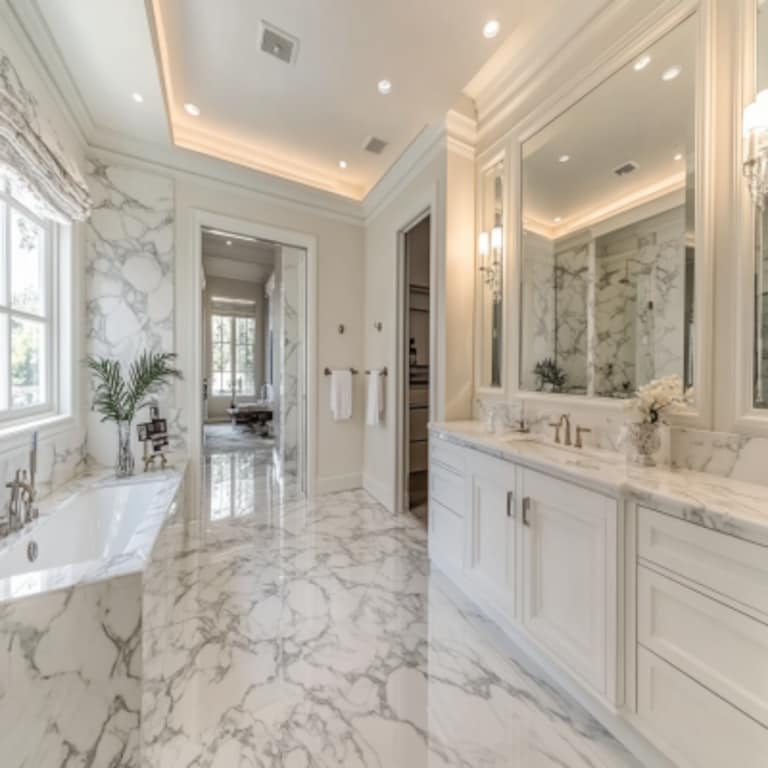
[491,226,503,251]
[478,231,489,258]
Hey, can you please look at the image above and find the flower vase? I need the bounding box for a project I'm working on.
[116,420,135,477]
[626,422,661,467]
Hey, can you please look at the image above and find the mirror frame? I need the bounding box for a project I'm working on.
[734,0,768,434]
[505,0,715,427]
[475,145,509,396]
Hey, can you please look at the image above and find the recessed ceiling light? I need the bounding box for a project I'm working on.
[661,66,682,82]
[483,19,500,39]
[674,153,684,161]
[633,54,652,72]
[339,160,348,169]
[377,79,392,95]
[226,240,232,246]
[554,216,562,223]
[558,154,571,163]
[132,92,144,103]
[184,102,201,116]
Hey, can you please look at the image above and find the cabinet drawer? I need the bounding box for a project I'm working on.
[430,463,465,516]
[430,439,465,475]
[429,499,463,567]
[638,506,768,616]
[637,647,768,768]
[638,566,768,727]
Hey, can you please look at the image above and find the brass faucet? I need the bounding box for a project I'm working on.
[575,425,592,449]
[549,414,572,446]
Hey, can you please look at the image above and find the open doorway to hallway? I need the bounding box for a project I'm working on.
[199,226,308,515]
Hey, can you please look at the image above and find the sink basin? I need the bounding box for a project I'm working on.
[500,435,625,466]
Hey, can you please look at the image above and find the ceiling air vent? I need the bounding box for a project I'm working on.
[613,160,639,177]
[260,21,299,65]
[363,136,388,155]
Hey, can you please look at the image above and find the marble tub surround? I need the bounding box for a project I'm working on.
[140,488,639,767]
[0,463,186,768]
[431,421,768,547]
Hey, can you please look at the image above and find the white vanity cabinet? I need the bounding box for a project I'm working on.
[519,468,618,701]
[464,450,517,620]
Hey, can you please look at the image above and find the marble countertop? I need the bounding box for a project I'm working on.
[0,459,187,602]
[430,421,768,548]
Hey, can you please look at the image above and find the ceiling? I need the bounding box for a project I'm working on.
[202,229,277,284]
[522,14,696,237]
[27,0,614,201]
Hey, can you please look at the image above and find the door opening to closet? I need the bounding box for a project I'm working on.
[402,215,431,519]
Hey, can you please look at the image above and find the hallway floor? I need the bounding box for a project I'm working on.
[140,439,641,767]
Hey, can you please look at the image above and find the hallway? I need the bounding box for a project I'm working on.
[140,474,641,766]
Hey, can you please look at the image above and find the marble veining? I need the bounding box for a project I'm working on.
[140,486,640,767]
[432,421,768,548]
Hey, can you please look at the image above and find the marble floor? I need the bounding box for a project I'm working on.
[141,445,643,767]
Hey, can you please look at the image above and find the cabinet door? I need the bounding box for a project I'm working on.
[520,468,617,699]
[466,452,517,618]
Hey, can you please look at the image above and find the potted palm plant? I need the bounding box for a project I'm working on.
[86,351,183,477]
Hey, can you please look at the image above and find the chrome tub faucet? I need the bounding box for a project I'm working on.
[2,432,39,537]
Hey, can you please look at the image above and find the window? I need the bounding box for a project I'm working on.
[0,183,54,421]
[211,313,256,396]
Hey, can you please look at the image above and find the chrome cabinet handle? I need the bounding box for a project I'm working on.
[522,496,531,527]
[506,490,514,518]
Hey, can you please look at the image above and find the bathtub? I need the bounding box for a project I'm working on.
[0,473,181,602]
[0,466,185,768]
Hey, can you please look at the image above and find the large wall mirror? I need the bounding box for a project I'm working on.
[519,15,696,398]
[754,1,768,408]
[478,157,505,389]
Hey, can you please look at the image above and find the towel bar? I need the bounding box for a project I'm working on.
[324,367,359,375]
[365,367,388,376]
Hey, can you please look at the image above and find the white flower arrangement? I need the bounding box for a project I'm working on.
[624,375,693,425]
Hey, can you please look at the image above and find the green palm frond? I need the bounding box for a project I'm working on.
[86,351,183,423]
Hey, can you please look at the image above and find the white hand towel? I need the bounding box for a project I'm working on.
[365,370,385,426]
[330,370,353,421]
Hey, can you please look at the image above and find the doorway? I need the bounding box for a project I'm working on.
[199,226,308,514]
[401,215,431,518]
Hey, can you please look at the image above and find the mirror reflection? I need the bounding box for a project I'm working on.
[520,16,696,397]
[479,160,504,388]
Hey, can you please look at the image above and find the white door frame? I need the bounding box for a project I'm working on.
[394,194,438,514]
[181,209,318,500]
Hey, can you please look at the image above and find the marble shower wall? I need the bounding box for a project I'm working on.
[85,159,182,461]
[553,242,589,392]
[593,207,686,396]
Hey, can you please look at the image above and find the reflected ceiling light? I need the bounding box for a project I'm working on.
[633,54,652,71]
[483,20,500,39]
[377,79,392,95]
[226,240,233,246]
[184,102,201,116]
[674,153,683,161]
[661,66,682,81]
[132,92,144,103]
[554,216,562,223]
[339,160,348,169]
[558,154,571,163]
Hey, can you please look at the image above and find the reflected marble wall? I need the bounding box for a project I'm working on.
[554,242,589,392]
[280,248,301,479]
[85,160,183,461]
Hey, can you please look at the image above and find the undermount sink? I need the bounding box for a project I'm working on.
[500,435,625,466]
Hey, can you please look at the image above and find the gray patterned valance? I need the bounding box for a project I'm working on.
[0,51,91,222]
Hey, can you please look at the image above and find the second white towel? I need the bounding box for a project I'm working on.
[365,369,385,426]
[330,369,353,421]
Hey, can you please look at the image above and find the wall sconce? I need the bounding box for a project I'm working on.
[743,89,768,208]
[478,226,503,304]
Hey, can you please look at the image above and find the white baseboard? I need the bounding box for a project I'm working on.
[363,473,395,512]
[314,472,362,495]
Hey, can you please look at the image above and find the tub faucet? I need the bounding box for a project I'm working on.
[2,434,38,537]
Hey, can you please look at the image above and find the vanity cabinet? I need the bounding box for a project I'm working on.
[519,468,618,700]
[465,451,517,619]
